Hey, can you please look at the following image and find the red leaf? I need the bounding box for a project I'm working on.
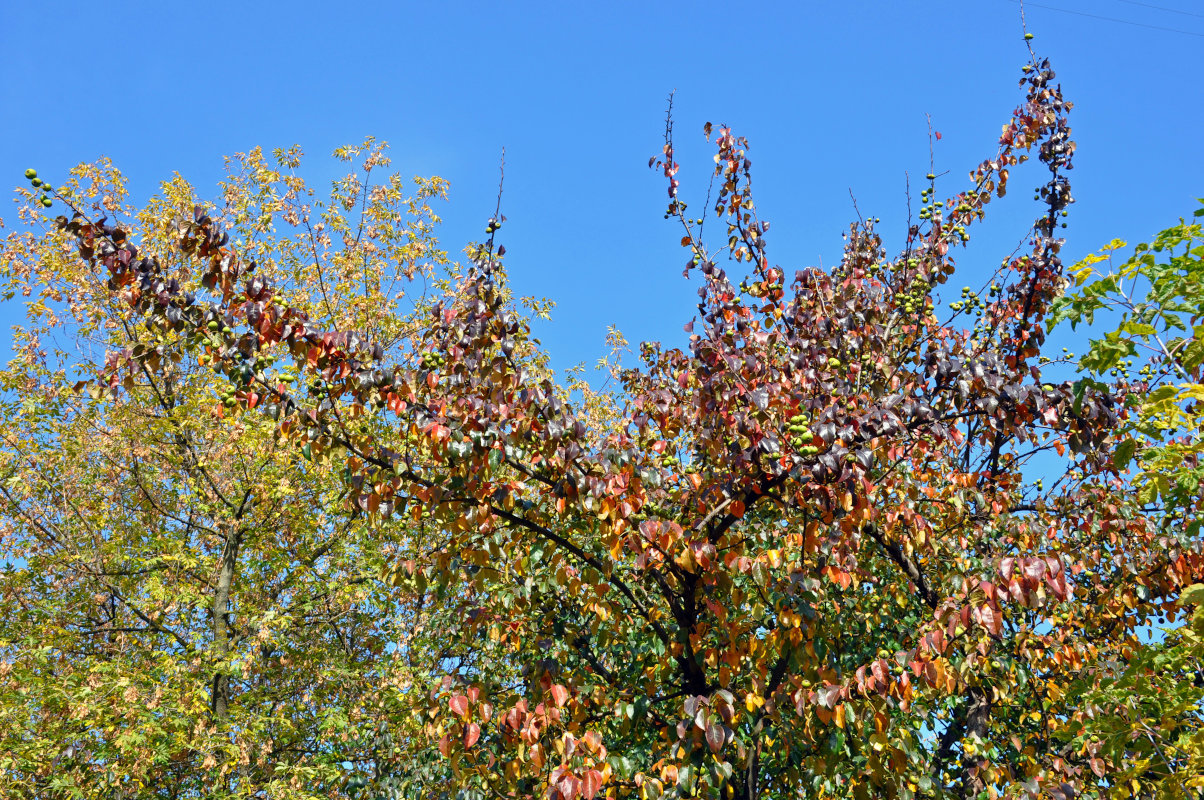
[550,684,570,708]
[583,769,603,800]
[558,774,580,800]
[464,722,481,748]
[980,603,1002,636]
[449,695,469,717]
[935,131,942,140]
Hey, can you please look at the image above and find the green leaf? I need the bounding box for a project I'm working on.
[1180,584,1204,606]
[1112,438,1137,471]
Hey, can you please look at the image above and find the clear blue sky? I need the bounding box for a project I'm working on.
[2,0,1201,373]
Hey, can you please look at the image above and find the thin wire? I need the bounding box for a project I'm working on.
[1112,0,1204,20]
[1013,0,1204,37]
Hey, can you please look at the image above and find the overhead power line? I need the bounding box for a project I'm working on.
[1013,0,1204,37]
[1112,0,1204,20]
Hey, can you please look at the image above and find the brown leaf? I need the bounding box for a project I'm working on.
[705,722,725,754]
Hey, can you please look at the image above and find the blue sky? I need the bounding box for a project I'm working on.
[2,0,1202,373]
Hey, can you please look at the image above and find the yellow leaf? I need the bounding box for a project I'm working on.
[1180,583,1204,606]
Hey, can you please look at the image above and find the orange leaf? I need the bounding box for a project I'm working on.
[550,684,570,707]
[464,722,481,748]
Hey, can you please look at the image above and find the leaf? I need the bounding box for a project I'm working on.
[558,774,581,800]
[818,684,841,709]
[705,722,725,754]
[1180,584,1204,606]
[980,603,1002,636]
[464,722,481,748]
[583,769,603,800]
[449,695,469,717]
[1112,437,1137,471]
[550,684,570,708]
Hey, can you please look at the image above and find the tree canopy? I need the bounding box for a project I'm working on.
[1,56,1201,800]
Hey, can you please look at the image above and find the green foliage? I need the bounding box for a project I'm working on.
[1052,203,1204,518]
[1051,206,1204,798]
[0,146,455,798]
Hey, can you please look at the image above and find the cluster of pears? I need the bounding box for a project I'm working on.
[949,285,986,313]
[24,169,53,208]
[218,385,241,408]
[898,277,931,316]
[917,184,939,222]
[420,350,446,371]
[786,411,821,457]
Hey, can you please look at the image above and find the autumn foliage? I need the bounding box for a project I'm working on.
[2,54,1202,800]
